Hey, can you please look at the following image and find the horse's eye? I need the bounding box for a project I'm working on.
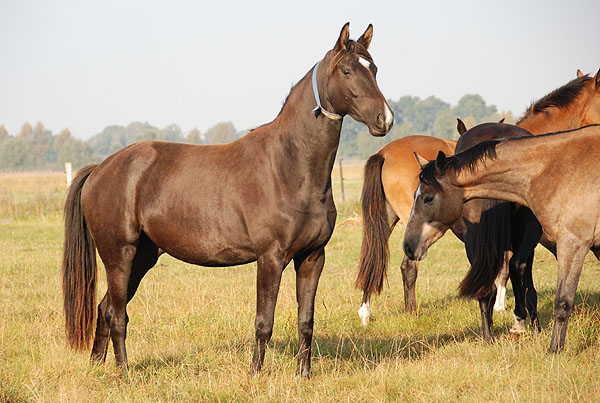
[423,195,434,204]
[343,69,350,75]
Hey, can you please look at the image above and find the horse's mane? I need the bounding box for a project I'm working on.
[419,140,502,190]
[246,40,372,135]
[517,75,592,124]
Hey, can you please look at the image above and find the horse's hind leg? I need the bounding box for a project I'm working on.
[91,293,111,363]
[478,285,497,343]
[90,233,159,367]
[294,248,325,378]
[493,251,511,311]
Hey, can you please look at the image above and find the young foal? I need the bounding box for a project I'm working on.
[62,23,393,377]
[403,124,600,353]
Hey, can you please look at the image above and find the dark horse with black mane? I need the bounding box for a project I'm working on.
[62,23,393,377]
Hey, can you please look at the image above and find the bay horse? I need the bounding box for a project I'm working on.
[403,123,600,353]
[62,23,393,377]
[356,70,600,329]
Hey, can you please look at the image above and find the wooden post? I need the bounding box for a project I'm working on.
[65,162,72,188]
[338,159,345,204]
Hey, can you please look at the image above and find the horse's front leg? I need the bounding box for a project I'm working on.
[549,240,587,353]
[250,249,285,374]
[400,255,419,313]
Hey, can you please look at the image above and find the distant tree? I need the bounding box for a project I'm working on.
[161,123,184,142]
[389,95,419,126]
[186,127,203,144]
[31,122,52,169]
[455,94,497,121]
[135,128,163,142]
[433,110,458,139]
[0,125,8,143]
[54,128,93,168]
[411,96,451,133]
[338,116,366,158]
[0,137,31,171]
[205,122,237,144]
[18,122,33,141]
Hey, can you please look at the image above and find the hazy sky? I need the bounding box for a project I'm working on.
[1,0,599,139]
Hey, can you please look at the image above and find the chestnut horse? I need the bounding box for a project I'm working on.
[403,123,600,353]
[62,23,393,377]
[356,70,600,328]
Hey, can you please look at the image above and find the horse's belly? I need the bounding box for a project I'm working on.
[143,215,257,267]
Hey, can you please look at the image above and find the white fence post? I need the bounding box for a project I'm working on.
[65,162,72,188]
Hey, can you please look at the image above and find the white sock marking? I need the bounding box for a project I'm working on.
[358,301,371,327]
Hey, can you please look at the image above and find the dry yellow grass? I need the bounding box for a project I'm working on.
[0,172,66,220]
[2,172,600,401]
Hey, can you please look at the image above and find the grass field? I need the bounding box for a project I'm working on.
[2,170,600,402]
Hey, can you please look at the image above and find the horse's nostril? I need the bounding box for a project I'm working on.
[403,242,413,259]
[377,113,384,126]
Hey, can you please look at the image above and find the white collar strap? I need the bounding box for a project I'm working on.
[311,60,343,120]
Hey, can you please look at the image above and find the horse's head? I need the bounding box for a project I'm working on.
[580,69,600,126]
[403,152,464,261]
[317,23,393,136]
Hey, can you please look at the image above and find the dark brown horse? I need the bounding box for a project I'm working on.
[62,23,393,377]
[404,123,600,353]
[356,70,600,332]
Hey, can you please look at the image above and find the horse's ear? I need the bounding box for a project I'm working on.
[334,22,350,52]
[498,117,505,124]
[357,24,373,50]
[456,118,467,135]
[435,151,447,171]
[413,152,429,169]
[594,68,600,89]
[577,69,584,78]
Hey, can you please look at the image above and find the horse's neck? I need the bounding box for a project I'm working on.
[272,71,343,185]
[454,142,537,207]
[518,96,587,134]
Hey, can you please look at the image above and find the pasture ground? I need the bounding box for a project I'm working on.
[2,170,600,402]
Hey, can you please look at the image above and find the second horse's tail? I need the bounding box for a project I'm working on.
[458,199,512,299]
[355,153,392,302]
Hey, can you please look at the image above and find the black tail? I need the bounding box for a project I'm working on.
[459,199,512,299]
[62,164,98,350]
[355,153,392,301]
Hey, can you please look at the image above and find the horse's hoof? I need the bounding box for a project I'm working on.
[509,327,526,337]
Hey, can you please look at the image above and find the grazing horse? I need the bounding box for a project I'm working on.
[355,70,600,330]
[455,70,600,339]
[403,123,600,353]
[61,23,393,377]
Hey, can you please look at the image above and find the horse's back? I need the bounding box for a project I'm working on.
[80,141,260,265]
[378,136,456,224]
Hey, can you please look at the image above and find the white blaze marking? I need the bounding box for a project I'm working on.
[358,301,371,327]
[359,56,371,70]
[408,183,422,223]
[384,102,394,127]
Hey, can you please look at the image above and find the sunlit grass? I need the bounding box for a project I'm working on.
[2,172,600,401]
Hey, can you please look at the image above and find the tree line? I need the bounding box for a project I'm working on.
[0,93,512,171]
